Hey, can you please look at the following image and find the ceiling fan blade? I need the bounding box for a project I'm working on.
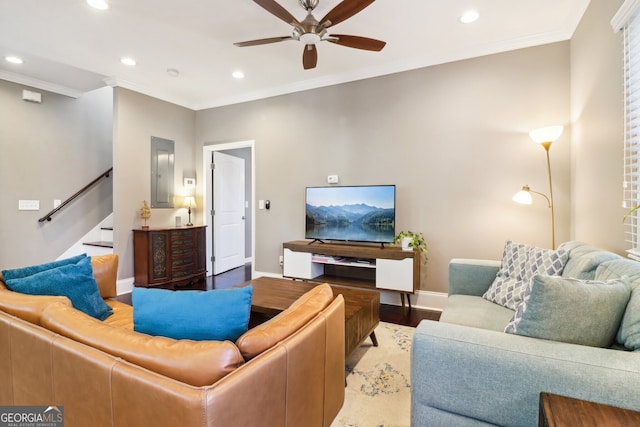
[303,45,318,70]
[253,0,302,27]
[234,36,295,47]
[328,34,386,51]
[320,0,375,28]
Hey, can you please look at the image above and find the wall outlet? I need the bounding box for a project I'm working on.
[279,255,284,267]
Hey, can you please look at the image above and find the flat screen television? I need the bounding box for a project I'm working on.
[305,185,396,244]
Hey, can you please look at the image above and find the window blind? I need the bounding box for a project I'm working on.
[622,5,640,258]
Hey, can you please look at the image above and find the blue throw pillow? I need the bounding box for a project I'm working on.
[2,254,87,281]
[5,256,113,320]
[133,286,253,341]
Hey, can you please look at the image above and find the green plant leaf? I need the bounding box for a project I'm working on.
[623,204,640,223]
[393,230,428,262]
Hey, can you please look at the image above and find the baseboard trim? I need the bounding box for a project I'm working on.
[379,290,446,312]
[117,277,134,296]
[254,270,445,312]
[254,271,283,279]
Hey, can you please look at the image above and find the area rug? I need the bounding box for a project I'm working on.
[331,321,414,427]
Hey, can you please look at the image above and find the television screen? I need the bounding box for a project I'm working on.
[305,185,396,244]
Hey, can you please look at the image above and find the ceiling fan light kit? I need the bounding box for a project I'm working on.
[235,0,386,70]
[299,32,321,45]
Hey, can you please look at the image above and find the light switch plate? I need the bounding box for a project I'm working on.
[19,200,40,210]
[327,175,339,184]
[22,90,42,103]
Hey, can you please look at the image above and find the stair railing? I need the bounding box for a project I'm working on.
[38,167,113,222]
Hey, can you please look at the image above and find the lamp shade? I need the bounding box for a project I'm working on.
[512,188,533,204]
[529,125,564,144]
[183,196,196,208]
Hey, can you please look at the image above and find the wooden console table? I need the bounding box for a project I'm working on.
[539,392,640,426]
[282,240,419,308]
[133,226,206,290]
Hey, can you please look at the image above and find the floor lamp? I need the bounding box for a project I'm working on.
[512,125,563,250]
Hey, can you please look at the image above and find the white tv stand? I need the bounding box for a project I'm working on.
[282,240,419,308]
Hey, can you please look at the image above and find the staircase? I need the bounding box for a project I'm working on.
[57,214,114,260]
[84,226,114,251]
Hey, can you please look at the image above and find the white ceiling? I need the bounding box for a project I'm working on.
[0,0,590,110]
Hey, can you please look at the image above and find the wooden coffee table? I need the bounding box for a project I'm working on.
[240,276,380,358]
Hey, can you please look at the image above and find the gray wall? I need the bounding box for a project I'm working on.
[196,42,572,293]
[3,0,625,295]
[570,0,625,252]
[0,80,113,268]
[108,0,630,293]
[112,88,196,279]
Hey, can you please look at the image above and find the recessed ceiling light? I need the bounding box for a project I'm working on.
[5,56,23,64]
[121,57,137,66]
[232,71,245,79]
[87,0,109,10]
[460,10,480,24]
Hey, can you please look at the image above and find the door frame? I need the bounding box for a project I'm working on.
[202,141,255,279]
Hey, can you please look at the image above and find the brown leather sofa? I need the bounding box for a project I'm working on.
[0,255,345,427]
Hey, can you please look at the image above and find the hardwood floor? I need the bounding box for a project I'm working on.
[206,264,441,327]
[380,303,440,327]
[120,264,440,326]
[204,264,253,290]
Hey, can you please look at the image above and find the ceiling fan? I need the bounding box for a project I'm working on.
[234,0,386,70]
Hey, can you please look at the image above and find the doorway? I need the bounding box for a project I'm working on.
[202,141,255,278]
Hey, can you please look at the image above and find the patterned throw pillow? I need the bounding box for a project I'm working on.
[482,240,569,310]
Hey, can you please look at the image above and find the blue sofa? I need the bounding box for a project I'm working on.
[411,241,640,426]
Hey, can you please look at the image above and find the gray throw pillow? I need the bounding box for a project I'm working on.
[594,260,640,351]
[483,240,569,310]
[505,275,631,348]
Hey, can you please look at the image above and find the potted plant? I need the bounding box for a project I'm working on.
[394,230,428,262]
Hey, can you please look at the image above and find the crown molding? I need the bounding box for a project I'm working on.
[2,23,577,111]
[0,70,84,98]
[195,29,575,110]
[612,0,640,33]
[104,76,199,110]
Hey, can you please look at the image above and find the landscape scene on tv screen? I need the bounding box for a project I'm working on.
[305,185,396,243]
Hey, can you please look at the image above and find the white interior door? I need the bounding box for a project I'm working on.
[213,151,246,274]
